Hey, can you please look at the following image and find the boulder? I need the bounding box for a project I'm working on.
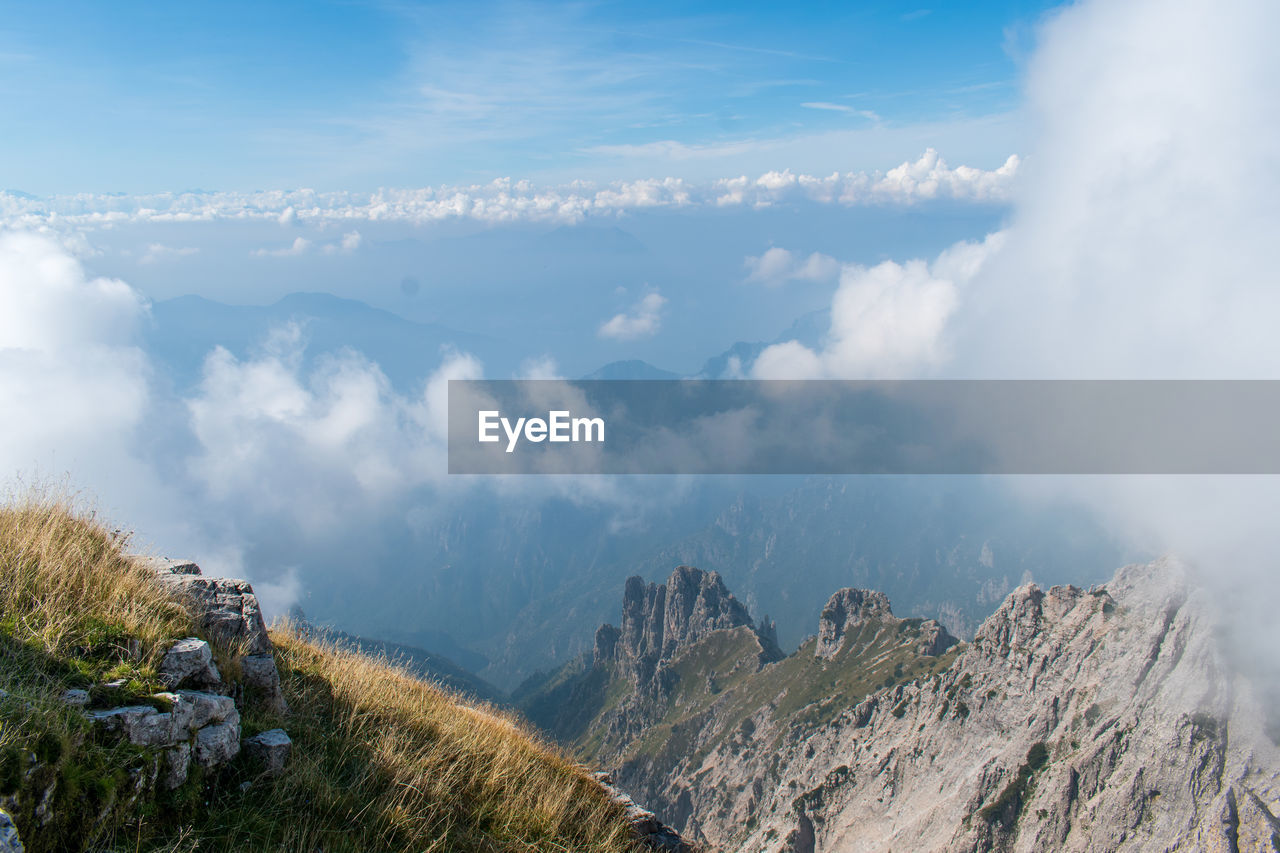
[158,637,221,689]
[174,690,236,729]
[86,705,175,748]
[194,720,240,768]
[241,653,288,715]
[161,743,191,790]
[242,729,292,775]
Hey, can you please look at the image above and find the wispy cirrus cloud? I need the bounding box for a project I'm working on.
[800,102,880,122]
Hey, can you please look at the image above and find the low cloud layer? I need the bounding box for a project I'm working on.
[0,150,1017,231]
[0,231,477,614]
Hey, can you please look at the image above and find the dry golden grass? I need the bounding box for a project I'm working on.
[0,493,641,853]
[199,628,641,852]
[0,492,191,668]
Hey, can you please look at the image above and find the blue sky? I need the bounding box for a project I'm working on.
[1,0,1056,193]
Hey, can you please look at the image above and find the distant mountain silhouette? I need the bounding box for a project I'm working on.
[581,360,682,380]
[147,291,497,390]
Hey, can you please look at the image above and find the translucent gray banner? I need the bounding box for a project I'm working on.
[447,380,1280,474]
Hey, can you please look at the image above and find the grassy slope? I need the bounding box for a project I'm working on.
[310,628,509,706]
[0,498,639,853]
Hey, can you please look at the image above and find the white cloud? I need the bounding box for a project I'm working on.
[749,0,1280,657]
[0,152,1018,233]
[875,149,1017,202]
[321,230,363,255]
[752,233,1003,379]
[945,0,1280,380]
[140,243,200,264]
[744,247,840,286]
[0,231,148,352]
[252,236,312,257]
[186,334,478,529]
[0,230,490,614]
[598,292,667,341]
[339,230,362,251]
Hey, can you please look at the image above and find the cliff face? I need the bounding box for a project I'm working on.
[605,566,772,681]
[675,560,1280,852]
[530,560,1280,853]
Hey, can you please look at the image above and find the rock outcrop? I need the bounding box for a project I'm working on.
[814,589,893,659]
[72,557,292,798]
[595,772,699,853]
[816,588,957,661]
[603,566,777,682]
[243,729,293,776]
[146,557,289,714]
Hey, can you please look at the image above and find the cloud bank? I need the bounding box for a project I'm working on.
[0,150,1017,231]
[748,0,1280,663]
[0,231,478,614]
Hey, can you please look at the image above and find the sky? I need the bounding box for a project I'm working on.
[0,0,1051,193]
[4,0,1280,672]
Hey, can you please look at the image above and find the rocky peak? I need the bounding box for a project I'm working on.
[608,566,757,676]
[815,587,956,659]
[814,588,894,658]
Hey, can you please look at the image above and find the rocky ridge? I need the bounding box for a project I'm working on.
[603,559,1280,852]
[520,566,960,849]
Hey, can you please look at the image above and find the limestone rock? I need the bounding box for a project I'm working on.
[86,689,240,788]
[665,558,1280,853]
[161,743,191,790]
[158,637,221,689]
[815,588,894,659]
[130,555,201,576]
[916,618,958,657]
[144,555,288,713]
[194,720,241,768]
[86,705,175,748]
[594,773,697,853]
[594,624,621,665]
[240,653,288,715]
[612,566,760,679]
[158,576,273,656]
[0,810,22,853]
[174,689,236,729]
[242,729,292,775]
